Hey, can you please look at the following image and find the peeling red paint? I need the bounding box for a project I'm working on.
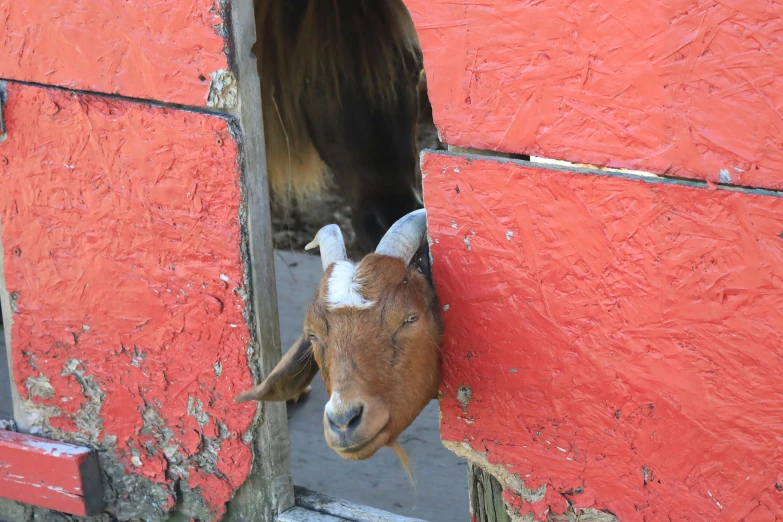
[0,0,228,106]
[423,152,783,520]
[405,0,783,190]
[0,82,256,519]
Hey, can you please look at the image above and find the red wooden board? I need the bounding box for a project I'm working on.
[0,82,256,519]
[423,151,783,521]
[0,430,103,516]
[406,0,783,191]
[0,0,229,106]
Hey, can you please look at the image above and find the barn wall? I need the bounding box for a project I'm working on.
[0,0,232,107]
[405,0,783,191]
[423,151,783,521]
[0,82,257,520]
[0,0,292,517]
[406,0,783,519]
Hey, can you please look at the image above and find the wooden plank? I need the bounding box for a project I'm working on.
[294,487,428,522]
[221,0,294,519]
[0,108,24,428]
[278,507,345,522]
[0,81,256,520]
[0,329,13,422]
[406,0,783,191]
[422,150,783,521]
[0,0,230,106]
[0,430,104,516]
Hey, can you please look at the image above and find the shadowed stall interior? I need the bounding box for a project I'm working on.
[255,0,429,254]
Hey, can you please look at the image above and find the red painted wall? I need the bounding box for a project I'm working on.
[0,82,256,519]
[423,152,783,521]
[405,0,783,191]
[0,0,229,106]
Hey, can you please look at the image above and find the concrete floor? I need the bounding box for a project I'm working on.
[274,250,469,522]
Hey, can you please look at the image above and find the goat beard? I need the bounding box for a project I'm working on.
[389,440,416,492]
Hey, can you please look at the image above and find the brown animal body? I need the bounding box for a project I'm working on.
[237,210,442,461]
[254,0,426,253]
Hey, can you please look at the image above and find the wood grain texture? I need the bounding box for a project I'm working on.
[406,0,783,190]
[0,82,255,521]
[0,0,229,106]
[0,430,104,516]
[468,464,511,522]
[423,151,783,521]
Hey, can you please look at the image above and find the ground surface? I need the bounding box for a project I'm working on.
[274,250,468,522]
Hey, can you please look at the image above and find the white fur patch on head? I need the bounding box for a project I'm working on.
[326,261,373,310]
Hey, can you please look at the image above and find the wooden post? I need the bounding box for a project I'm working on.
[0,184,26,430]
[223,0,295,519]
[0,430,105,516]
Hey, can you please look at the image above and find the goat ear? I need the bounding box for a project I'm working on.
[235,334,319,403]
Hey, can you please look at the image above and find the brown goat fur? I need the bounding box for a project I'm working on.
[236,254,442,460]
[253,0,426,252]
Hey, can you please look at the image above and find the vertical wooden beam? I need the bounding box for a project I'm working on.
[468,464,511,522]
[0,175,27,430]
[223,0,295,519]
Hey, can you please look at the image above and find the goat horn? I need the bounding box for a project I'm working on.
[375,208,428,266]
[305,224,348,270]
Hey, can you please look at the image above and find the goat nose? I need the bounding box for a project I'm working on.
[325,402,364,433]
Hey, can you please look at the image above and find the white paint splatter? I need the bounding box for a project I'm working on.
[463,236,471,251]
[707,490,723,510]
[26,440,89,457]
[220,274,230,282]
[443,304,450,311]
[326,261,373,310]
[719,169,731,183]
[506,231,514,241]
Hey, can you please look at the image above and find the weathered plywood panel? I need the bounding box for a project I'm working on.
[0,0,230,106]
[406,0,783,190]
[0,430,104,516]
[423,151,783,521]
[0,82,256,521]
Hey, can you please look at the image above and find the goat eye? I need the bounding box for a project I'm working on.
[403,314,419,325]
[308,332,319,341]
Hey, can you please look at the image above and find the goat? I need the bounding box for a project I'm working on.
[236,210,442,461]
[254,0,426,253]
